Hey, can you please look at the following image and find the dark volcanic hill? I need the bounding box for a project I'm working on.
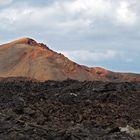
[0,37,140,81]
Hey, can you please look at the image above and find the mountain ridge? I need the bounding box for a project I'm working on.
[0,37,140,82]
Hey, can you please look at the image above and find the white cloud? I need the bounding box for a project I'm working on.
[60,50,121,63]
[0,0,138,32]
[115,1,137,25]
[0,8,31,23]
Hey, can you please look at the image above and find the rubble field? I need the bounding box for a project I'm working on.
[0,79,140,140]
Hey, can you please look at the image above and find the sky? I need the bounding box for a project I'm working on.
[0,0,140,73]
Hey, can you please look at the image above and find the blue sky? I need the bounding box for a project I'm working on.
[0,0,140,73]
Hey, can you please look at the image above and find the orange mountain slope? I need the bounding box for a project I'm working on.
[0,37,140,81]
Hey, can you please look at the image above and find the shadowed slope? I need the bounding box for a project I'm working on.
[0,37,140,81]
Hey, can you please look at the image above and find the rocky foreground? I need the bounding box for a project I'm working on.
[0,79,140,140]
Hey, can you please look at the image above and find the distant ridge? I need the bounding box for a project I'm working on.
[0,37,140,82]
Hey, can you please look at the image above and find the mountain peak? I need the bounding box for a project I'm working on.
[11,37,38,46]
[0,38,140,82]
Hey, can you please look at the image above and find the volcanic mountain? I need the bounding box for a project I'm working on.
[0,37,140,82]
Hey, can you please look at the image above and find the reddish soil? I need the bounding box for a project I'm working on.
[0,37,140,82]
